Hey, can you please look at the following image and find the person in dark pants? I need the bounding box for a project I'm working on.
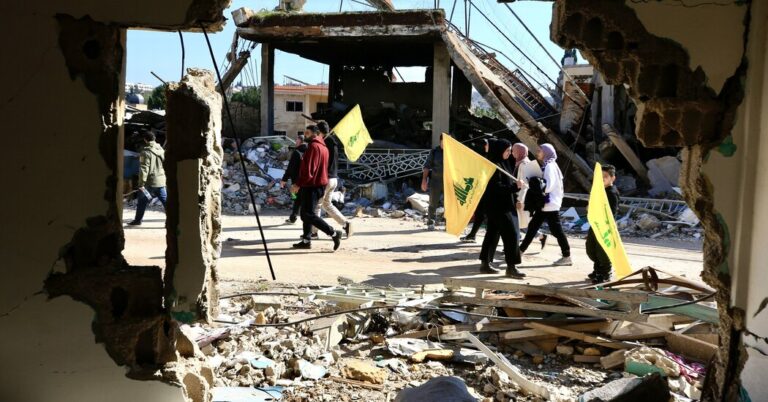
[586,164,620,283]
[281,134,306,224]
[519,144,571,265]
[461,138,490,243]
[479,139,525,278]
[292,125,343,251]
[421,135,444,230]
[128,131,167,226]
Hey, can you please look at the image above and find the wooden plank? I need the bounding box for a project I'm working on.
[503,321,609,342]
[664,332,717,363]
[600,350,627,369]
[602,124,649,183]
[524,322,637,350]
[606,315,680,341]
[444,278,648,303]
[574,355,602,363]
[465,333,551,399]
[444,295,646,322]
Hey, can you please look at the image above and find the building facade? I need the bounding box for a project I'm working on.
[273,84,328,138]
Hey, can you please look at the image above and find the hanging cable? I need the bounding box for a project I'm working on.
[177,31,185,81]
[468,1,559,91]
[200,25,277,281]
[504,4,589,102]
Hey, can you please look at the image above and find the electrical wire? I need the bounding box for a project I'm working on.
[177,31,185,81]
[504,3,589,102]
[201,24,277,281]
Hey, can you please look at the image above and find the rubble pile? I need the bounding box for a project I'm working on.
[189,270,715,401]
[221,136,297,215]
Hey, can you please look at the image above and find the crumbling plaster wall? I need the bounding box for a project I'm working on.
[0,1,229,401]
[552,0,756,400]
[552,0,764,400]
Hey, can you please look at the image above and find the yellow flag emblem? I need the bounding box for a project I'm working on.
[442,134,497,236]
[332,104,373,162]
[587,162,632,278]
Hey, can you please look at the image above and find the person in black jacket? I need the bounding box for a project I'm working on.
[586,164,621,283]
[479,139,525,278]
[281,134,307,224]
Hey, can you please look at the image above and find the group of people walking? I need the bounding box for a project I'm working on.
[281,121,352,251]
[422,137,620,284]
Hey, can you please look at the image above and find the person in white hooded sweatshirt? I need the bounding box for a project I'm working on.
[518,143,572,266]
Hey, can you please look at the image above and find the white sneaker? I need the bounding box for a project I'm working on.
[553,256,573,266]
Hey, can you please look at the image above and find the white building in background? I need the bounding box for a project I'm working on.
[125,82,154,93]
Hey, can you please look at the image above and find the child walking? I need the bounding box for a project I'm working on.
[586,164,620,283]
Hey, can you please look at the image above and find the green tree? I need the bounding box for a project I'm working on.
[231,86,261,108]
[147,85,167,110]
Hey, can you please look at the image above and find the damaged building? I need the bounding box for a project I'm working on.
[2,0,768,401]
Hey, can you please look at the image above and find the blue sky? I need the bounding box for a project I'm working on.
[126,0,569,91]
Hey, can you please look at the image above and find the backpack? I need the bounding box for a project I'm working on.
[524,176,546,212]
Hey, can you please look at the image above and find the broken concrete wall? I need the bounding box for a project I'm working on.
[165,69,223,323]
[0,1,228,401]
[552,0,756,400]
[341,66,433,111]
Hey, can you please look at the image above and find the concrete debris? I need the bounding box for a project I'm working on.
[192,277,715,401]
[341,359,389,384]
[635,214,661,231]
[646,156,681,197]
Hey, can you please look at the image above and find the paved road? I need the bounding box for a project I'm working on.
[123,208,704,290]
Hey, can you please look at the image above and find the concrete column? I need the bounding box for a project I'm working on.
[165,68,223,322]
[260,43,275,136]
[432,42,451,147]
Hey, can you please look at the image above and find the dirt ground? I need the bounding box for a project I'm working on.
[123,208,704,290]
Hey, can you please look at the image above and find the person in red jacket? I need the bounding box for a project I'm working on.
[293,125,343,251]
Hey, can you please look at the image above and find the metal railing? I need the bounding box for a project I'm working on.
[339,148,430,184]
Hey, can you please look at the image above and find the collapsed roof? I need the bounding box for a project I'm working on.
[232,8,593,190]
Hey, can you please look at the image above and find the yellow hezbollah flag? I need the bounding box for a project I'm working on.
[442,134,497,236]
[332,104,373,162]
[587,162,631,278]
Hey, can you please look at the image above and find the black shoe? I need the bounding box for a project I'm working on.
[127,220,142,226]
[460,236,476,243]
[332,230,343,251]
[344,221,353,238]
[506,266,526,279]
[591,274,611,284]
[480,261,501,274]
[292,241,311,249]
[539,234,548,249]
[587,271,597,280]
[285,216,297,224]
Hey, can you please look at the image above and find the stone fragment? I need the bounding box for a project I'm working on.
[556,345,575,356]
[341,359,388,384]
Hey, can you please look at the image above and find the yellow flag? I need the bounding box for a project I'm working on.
[442,134,498,236]
[332,104,373,162]
[587,162,631,278]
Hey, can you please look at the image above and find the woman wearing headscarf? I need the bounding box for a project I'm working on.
[519,143,572,266]
[512,143,547,248]
[479,139,526,278]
